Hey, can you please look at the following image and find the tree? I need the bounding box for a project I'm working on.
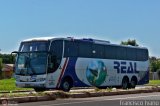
[150,56,160,72]
[0,54,15,64]
[121,39,139,46]
[0,58,3,79]
[0,58,2,70]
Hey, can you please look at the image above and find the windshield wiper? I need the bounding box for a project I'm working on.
[26,58,36,75]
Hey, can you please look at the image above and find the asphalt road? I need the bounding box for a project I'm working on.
[4,92,160,106]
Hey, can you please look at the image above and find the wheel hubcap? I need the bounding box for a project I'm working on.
[123,80,128,88]
[63,82,69,90]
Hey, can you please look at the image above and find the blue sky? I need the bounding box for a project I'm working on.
[0,0,160,57]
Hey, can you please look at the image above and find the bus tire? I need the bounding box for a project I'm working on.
[130,77,137,88]
[122,77,129,89]
[60,77,73,92]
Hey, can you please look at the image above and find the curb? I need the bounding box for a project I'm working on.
[1,87,160,104]
[0,90,34,94]
[0,96,56,103]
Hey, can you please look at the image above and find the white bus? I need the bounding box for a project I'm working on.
[13,37,149,92]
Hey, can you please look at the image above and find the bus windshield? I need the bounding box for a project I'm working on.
[15,52,48,75]
[19,41,49,52]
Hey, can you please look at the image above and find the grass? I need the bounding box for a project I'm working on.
[0,78,33,91]
[1,78,160,92]
[147,80,160,86]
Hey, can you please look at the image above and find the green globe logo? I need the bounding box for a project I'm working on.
[86,61,107,86]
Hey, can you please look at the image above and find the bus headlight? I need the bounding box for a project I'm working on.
[15,75,20,81]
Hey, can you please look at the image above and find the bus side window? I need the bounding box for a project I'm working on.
[48,55,60,73]
[48,40,63,73]
[78,42,92,58]
[92,44,105,58]
[64,41,78,57]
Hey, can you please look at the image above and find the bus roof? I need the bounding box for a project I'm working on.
[22,37,148,50]
[22,37,56,42]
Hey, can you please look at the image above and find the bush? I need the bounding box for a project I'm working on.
[0,71,2,79]
[0,58,3,79]
[157,69,160,79]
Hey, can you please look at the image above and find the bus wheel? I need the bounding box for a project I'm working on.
[60,78,72,92]
[130,77,137,88]
[122,77,129,89]
[34,88,45,92]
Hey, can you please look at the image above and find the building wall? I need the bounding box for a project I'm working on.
[150,72,159,80]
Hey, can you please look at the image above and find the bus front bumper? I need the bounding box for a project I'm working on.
[16,81,46,88]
